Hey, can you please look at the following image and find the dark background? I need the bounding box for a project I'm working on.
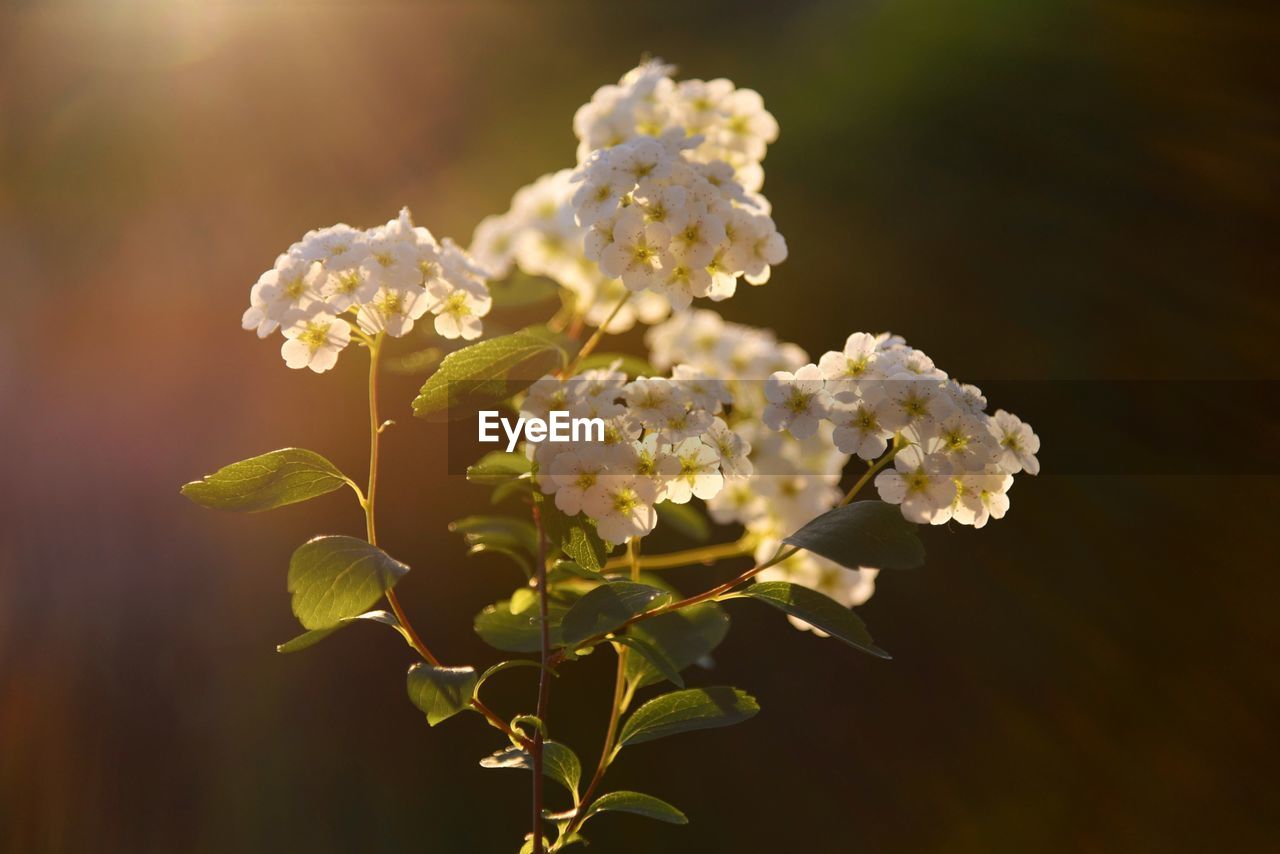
[2,1,1278,851]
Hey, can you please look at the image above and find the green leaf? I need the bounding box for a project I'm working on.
[276,609,406,653]
[542,504,610,572]
[450,516,539,556]
[584,791,688,825]
[610,636,684,688]
[727,581,891,659]
[560,582,673,647]
[655,501,711,542]
[617,687,759,751]
[474,659,551,695]
[412,327,567,421]
[783,500,925,570]
[286,536,409,630]
[479,742,582,799]
[547,560,607,584]
[474,591,577,653]
[180,448,352,512]
[624,581,729,689]
[489,272,560,308]
[465,451,533,486]
[406,663,478,725]
[575,352,657,378]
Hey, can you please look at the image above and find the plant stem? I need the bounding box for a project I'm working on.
[530,503,552,854]
[362,335,528,745]
[599,536,753,572]
[562,292,630,376]
[548,445,902,666]
[565,538,641,839]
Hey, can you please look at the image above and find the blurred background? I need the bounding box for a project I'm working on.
[2,0,1278,851]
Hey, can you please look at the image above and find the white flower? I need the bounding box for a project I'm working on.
[704,418,753,479]
[817,332,883,392]
[321,267,375,313]
[671,364,731,412]
[546,447,611,516]
[763,365,831,439]
[828,395,893,461]
[242,254,325,337]
[874,445,957,525]
[924,409,999,470]
[468,213,518,279]
[291,223,369,271]
[623,377,681,429]
[952,468,1014,529]
[355,285,431,337]
[989,410,1041,475]
[600,210,672,291]
[658,437,724,504]
[279,311,351,374]
[582,475,660,544]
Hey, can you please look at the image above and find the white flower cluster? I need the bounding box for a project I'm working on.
[469,61,785,332]
[761,332,1041,527]
[573,59,778,193]
[522,363,752,545]
[242,208,492,372]
[571,134,786,308]
[470,170,671,334]
[646,311,880,632]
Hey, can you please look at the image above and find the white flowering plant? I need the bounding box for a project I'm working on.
[183,61,1040,853]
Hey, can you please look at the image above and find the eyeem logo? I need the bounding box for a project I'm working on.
[478,410,605,453]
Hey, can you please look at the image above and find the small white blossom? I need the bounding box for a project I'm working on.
[763,365,831,439]
[279,311,351,374]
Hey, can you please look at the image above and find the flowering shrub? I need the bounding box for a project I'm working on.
[184,61,1039,852]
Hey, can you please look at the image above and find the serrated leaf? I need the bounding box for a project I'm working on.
[181,448,352,512]
[574,352,657,378]
[479,742,582,799]
[276,609,405,653]
[783,500,925,570]
[406,663,478,725]
[584,791,688,825]
[465,451,533,485]
[560,581,672,647]
[655,501,711,542]
[610,635,684,688]
[474,591,577,653]
[616,687,759,751]
[727,581,891,659]
[286,536,409,630]
[542,504,610,572]
[412,327,567,422]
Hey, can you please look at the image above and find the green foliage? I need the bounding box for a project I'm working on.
[623,599,729,689]
[451,515,539,575]
[412,326,568,421]
[475,659,552,696]
[783,500,926,570]
[475,590,578,653]
[574,352,656,378]
[180,448,353,512]
[541,504,610,572]
[465,451,533,485]
[406,663,478,725]
[276,609,406,653]
[654,501,711,542]
[584,791,688,825]
[286,536,409,630]
[609,636,684,688]
[728,581,891,659]
[480,742,582,800]
[560,581,672,648]
[616,687,759,751]
[547,560,607,584]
